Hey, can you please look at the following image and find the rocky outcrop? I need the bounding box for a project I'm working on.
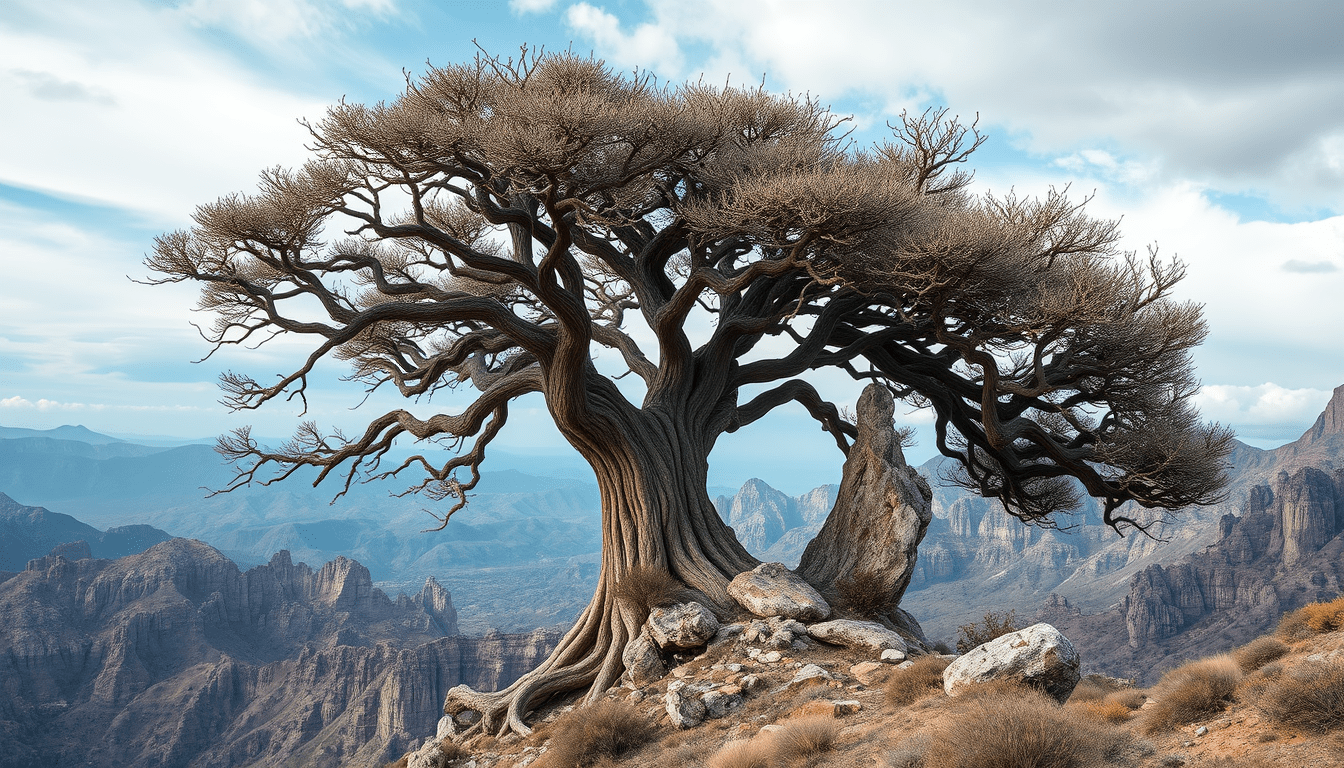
[0,492,172,571]
[797,384,933,613]
[807,619,908,656]
[727,562,831,621]
[0,538,556,768]
[942,623,1081,703]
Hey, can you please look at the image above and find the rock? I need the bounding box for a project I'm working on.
[834,700,862,716]
[622,631,667,686]
[740,674,764,692]
[700,689,745,718]
[664,685,707,729]
[744,620,771,643]
[711,623,745,646]
[943,623,1081,703]
[647,602,720,649]
[849,661,886,685]
[1195,726,1208,736]
[808,619,908,654]
[780,663,835,693]
[728,562,831,621]
[796,384,933,615]
[767,630,795,649]
[718,684,743,696]
[435,715,456,740]
[407,737,447,768]
[881,648,907,663]
[760,651,783,663]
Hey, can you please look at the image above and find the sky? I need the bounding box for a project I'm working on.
[2,0,1343,494]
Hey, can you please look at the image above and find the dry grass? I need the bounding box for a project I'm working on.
[1065,678,1109,703]
[923,686,1127,768]
[1140,655,1243,734]
[1198,758,1279,768]
[534,700,657,768]
[885,655,952,706]
[1235,661,1284,704]
[705,716,838,768]
[437,738,467,763]
[1258,659,1344,733]
[1104,689,1148,710]
[836,570,893,619]
[706,739,772,768]
[1277,596,1344,640]
[955,610,1019,654]
[1071,699,1135,724]
[613,565,685,612]
[1234,637,1289,672]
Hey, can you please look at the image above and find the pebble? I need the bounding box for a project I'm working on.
[1195,726,1208,737]
[761,651,783,663]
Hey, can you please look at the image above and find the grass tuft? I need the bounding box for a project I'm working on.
[836,570,893,619]
[772,715,839,762]
[1234,637,1290,672]
[535,699,657,768]
[1277,596,1344,640]
[1140,655,1242,734]
[1259,659,1344,733]
[955,610,1019,654]
[706,739,772,768]
[885,655,952,706]
[613,565,686,612]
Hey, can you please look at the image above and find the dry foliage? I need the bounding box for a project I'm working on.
[1140,655,1242,733]
[1277,596,1344,640]
[534,700,656,768]
[772,715,840,762]
[1235,662,1284,704]
[885,655,952,706]
[613,565,686,612]
[923,686,1127,768]
[1234,637,1290,672]
[1105,689,1148,710]
[706,739,772,768]
[437,738,467,763]
[1072,699,1135,724]
[956,610,1019,653]
[1259,659,1344,733]
[836,570,892,619]
[1065,679,1109,703]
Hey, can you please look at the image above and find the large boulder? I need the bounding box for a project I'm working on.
[796,384,933,616]
[727,562,831,621]
[807,619,908,656]
[621,631,666,686]
[664,682,707,729]
[647,602,720,649]
[942,623,1081,703]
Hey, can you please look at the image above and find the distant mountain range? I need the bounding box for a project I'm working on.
[0,529,557,768]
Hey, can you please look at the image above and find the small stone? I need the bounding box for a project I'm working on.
[849,661,886,685]
[834,700,861,716]
[746,648,762,659]
[761,651,783,663]
[1195,726,1208,736]
[647,602,720,649]
[791,640,809,651]
[627,690,645,703]
[622,632,667,686]
[768,630,796,649]
[726,663,743,673]
[700,689,745,718]
[740,674,763,692]
[882,648,908,664]
[665,686,707,729]
[718,684,743,696]
[780,663,836,693]
[896,660,914,670]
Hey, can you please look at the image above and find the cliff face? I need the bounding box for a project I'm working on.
[0,539,557,768]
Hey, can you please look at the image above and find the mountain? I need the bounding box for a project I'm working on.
[0,424,127,444]
[0,491,173,571]
[0,537,558,768]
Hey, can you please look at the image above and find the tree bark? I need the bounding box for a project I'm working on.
[443,393,756,736]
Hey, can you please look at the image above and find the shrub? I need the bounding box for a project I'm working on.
[1259,659,1344,733]
[956,610,1019,654]
[535,699,656,767]
[706,739,772,768]
[1072,699,1134,724]
[613,565,685,612]
[1235,661,1284,704]
[1277,596,1344,640]
[1234,637,1289,672]
[772,715,839,763]
[437,738,467,763]
[923,686,1126,768]
[932,640,955,655]
[885,735,930,768]
[886,655,952,706]
[836,570,892,619]
[1065,679,1109,703]
[1104,689,1148,710]
[1140,655,1242,734]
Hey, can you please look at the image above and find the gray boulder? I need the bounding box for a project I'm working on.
[664,682,707,729]
[942,622,1081,703]
[807,619,908,655]
[621,631,666,686]
[647,602,720,649]
[727,562,831,621]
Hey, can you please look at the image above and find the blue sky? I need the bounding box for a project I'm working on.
[2,0,1343,493]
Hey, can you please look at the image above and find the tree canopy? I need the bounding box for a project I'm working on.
[147,49,1232,734]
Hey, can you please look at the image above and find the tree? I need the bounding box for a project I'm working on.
[147,50,1232,736]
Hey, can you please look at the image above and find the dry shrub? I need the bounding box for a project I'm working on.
[1140,655,1242,734]
[706,739,772,768]
[1072,699,1134,724]
[382,758,408,768]
[956,610,1019,654]
[613,565,685,611]
[437,738,467,763]
[1234,637,1289,672]
[1065,679,1109,703]
[836,570,892,619]
[1200,758,1279,768]
[949,677,1034,701]
[923,686,1126,768]
[886,655,952,706]
[771,715,839,763]
[1104,689,1148,710]
[1235,661,1284,704]
[885,735,930,768]
[1277,596,1344,640]
[535,699,656,768]
[1258,659,1344,733]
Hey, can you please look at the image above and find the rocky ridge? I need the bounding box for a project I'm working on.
[0,538,558,768]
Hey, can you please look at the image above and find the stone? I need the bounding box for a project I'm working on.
[796,384,933,620]
[807,619,908,654]
[760,651,783,663]
[664,685,707,729]
[780,663,835,693]
[727,562,832,621]
[725,663,743,673]
[745,620,771,643]
[700,689,745,718]
[849,661,886,685]
[435,715,457,740]
[881,648,907,663]
[767,630,795,649]
[647,602,720,649]
[622,631,667,686]
[1195,726,1208,736]
[942,622,1081,703]
[711,623,745,646]
[718,684,743,696]
[833,700,862,716]
[740,674,764,692]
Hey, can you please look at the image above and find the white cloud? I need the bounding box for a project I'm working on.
[0,396,200,412]
[179,0,395,43]
[510,0,559,13]
[1195,384,1333,435]
[565,3,682,77]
